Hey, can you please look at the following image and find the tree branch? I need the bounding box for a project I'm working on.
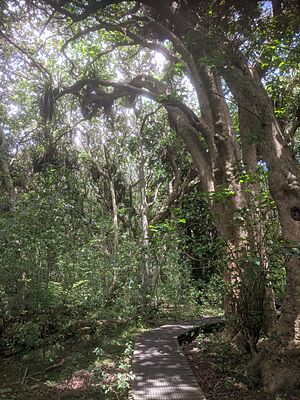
[133,15,212,119]
[55,74,212,188]
[0,30,52,81]
[61,20,178,63]
[43,0,125,22]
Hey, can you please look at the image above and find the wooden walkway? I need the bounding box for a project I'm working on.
[130,317,223,400]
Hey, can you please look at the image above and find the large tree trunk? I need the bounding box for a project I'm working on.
[261,121,300,391]
[239,106,277,336]
[224,59,300,391]
[130,70,276,347]
[165,84,272,346]
[143,6,279,345]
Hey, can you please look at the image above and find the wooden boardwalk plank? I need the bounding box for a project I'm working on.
[130,318,223,400]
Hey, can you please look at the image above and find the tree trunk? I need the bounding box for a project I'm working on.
[239,105,277,336]
[0,128,16,211]
[261,160,300,391]
[137,120,151,298]
[103,144,119,295]
[224,61,300,391]
[108,177,119,257]
[164,67,278,345]
[139,0,278,347]
[103,144,119,257]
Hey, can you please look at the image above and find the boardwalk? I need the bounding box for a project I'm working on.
[130,317,222,400]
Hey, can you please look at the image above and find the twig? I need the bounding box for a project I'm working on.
[20,367,28,385]
[30,358,66,377]
[28,376,41,382]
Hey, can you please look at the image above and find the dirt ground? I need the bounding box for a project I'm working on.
[183,334,300,400]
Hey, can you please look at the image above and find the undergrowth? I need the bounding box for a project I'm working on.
[0,302,209,400]
[0,310,145,400]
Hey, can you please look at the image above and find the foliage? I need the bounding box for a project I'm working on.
[0,318,145,400]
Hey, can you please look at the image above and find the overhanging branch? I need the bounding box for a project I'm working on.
[0,30,52,81]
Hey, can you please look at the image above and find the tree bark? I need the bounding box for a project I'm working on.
[164,79,266,342]
[239,105,277,336]
[102,144,120,298]
[223,58,300,392]
[103,144,119,257]
[0,129,16,211]
[136,117,151,298]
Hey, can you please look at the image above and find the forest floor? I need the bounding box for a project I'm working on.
[0,308,193,400]
[183,331,300,400]
[0,316,146,400]
[2,310,299,400]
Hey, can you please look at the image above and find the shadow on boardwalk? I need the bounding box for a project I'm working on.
[130,317,223,400]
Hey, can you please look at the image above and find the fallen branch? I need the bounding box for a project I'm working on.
[30,358,67,377]
[27,376,41,382]
[20,367,28,385]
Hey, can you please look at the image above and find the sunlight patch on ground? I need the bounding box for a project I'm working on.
[56,371,93,390]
